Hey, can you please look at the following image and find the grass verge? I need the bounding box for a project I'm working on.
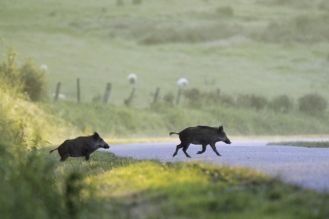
[49,151,329,219]
[268,141,329,148]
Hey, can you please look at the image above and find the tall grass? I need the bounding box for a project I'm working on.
[0,54,81,218]
[46,100,329,136]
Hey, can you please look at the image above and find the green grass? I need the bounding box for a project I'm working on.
[43,101,329,136]
[48,151,329,219]
[268,141,329,148]
[1,0,329,105]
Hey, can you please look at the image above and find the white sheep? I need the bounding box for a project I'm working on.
[128,73,137,84]
[177,77,188,88]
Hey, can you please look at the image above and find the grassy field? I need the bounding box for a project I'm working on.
[1,0,329,105]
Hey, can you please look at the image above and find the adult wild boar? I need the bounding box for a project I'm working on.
[170,125,231,158]
[49,132,110,161]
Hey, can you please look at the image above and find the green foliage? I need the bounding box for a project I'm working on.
[0,144,81,219]
[236,94,268,111]
[298,93,327,114]
[46,101,329,136]
[59,153,329,219]
[0,69,81,219]
[19,60,48,101]
[269,141,329,148]
[269,95,294,113]
[0,51,48,101]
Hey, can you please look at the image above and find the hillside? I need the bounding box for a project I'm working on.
[1,0,329,105]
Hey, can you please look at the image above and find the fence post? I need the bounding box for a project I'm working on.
[103,82,112,104]
[54,82,61,101]
[76,78,80,104]
[124,87,136,106]
[152,87,160,104]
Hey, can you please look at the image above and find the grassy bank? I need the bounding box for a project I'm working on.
[44,101,329,136]
[269,141,329,148]
[49,151,329,219]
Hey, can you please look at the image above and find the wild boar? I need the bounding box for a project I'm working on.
[170,125,231,158]
[49,132,110,161]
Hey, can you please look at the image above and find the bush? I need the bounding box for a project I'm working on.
[269,95,294,113]
[0,50,21,89]
[0,51,48,101]
[19,60,48,101]
[236,94,268,110]
[183,88,203,108]
[298,93,327,114]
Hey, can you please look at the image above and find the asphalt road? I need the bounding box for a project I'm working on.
[104,140,329,192]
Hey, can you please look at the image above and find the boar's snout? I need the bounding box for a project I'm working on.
[224,138,231,144]
[103,144,110,149]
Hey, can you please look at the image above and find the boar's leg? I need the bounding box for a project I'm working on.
[182,144,191,158]
[85,154,90,161]
[210,143,221,156]
[197,144,207,154]
[60,154,69,162]
[173,144,183,157]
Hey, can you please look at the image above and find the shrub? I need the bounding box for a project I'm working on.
[183,88,203,108]
[298,93,327,114]
[269,95,294,113]
[0,144,78,219]
[0,50,20,84]
[19,60,48,101]
[236,94,268,110]
[0,51,48,101]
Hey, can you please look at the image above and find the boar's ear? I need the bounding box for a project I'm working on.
[218,126,223,132]
[93,132,100,139]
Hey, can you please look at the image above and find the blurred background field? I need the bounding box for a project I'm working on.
[1,0,329,103]
[1,0,329,137]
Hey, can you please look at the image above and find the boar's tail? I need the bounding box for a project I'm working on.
[169,132,179,136]
[49,147,58,154]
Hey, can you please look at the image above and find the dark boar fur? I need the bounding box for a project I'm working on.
[170,125,231,158]
[49,132,110,161]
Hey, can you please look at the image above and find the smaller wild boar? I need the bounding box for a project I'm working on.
[49,132,110,161]
[170,125,231,158]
